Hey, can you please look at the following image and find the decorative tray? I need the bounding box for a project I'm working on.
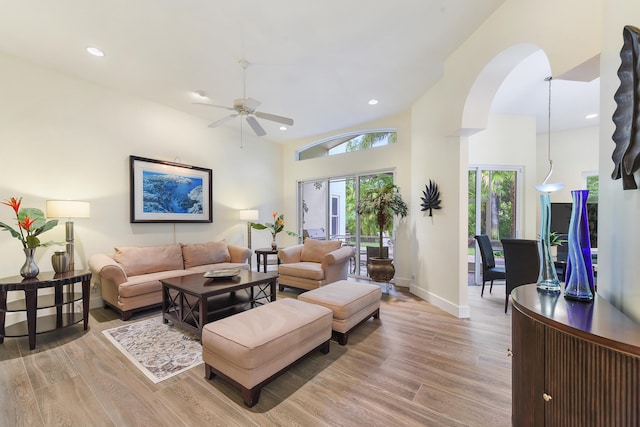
[203,268,241,279]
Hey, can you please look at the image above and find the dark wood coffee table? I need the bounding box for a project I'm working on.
[160,270,277,336]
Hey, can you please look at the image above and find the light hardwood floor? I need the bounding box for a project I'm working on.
[0,283,512,426]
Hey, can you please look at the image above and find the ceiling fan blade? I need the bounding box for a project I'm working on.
[255,111,294,126]
[243,97,261,111]
[208,114,238,128]
[194,102,235,111]
[246,116,267,136]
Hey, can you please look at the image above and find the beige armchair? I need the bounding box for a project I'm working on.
[278,239,354,291]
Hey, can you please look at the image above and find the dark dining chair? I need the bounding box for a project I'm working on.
[501,239,540,313]
[474,235,506,297]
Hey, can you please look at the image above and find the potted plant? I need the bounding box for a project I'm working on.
[549,231,567,260]
[0,197,59,278]
[250,211,297,250]
[356,177,408,282]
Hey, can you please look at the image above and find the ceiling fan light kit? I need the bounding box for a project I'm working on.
[195,59,294,138]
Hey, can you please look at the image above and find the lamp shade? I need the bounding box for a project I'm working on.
[239,209,259,221]
[46,200,91,218]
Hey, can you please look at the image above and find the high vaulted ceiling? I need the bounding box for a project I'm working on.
[0,1,510,142]
[0,1,598,143]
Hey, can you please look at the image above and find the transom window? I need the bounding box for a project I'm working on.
[296,130,397,160]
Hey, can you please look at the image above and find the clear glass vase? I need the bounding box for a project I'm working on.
[564,189,594,301]
[537,193,561,292]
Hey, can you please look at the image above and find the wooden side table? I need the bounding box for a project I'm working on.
[254,248,280,273]
[0,270,92,350]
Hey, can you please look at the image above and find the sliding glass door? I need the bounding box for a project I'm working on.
[468,166,522,285]
[298,171,395,279]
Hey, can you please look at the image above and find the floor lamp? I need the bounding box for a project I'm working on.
[46,200,91,271]
[239,209,259,269]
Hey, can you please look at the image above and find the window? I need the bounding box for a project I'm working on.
[296,130,397,160]
[468,166,523,285]
[330,195,340,236]
[586,174,599,203]
[298,171,396,278]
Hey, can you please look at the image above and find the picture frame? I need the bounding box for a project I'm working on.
[130,155,213,223]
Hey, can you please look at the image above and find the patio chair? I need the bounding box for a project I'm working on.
[474,235,506,297]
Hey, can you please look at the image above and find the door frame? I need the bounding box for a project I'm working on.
[468,164,524,285]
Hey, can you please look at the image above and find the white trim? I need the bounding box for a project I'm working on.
[410,284,471,319]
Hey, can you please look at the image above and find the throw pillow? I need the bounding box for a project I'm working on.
[114,244,184,276]
[182,241,231,268]
[300,238,342,263]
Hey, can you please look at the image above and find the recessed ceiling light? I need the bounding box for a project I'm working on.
[86,46,105,57]
[368,99,379,105]
[193,90,207,99]
[585,113,598,119]
[280,126,288,131]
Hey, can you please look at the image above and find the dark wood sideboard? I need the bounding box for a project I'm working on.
[511,284,640,426]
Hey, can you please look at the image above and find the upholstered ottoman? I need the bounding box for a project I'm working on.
[298,280,381,345]
[201,298,332,407]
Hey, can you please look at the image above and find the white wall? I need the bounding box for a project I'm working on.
[537,126,600,203]
[410,0,602,318]
[597,2,640,322]
[282,111,412,285]
[0,53,283,313]
[469,114,538,239]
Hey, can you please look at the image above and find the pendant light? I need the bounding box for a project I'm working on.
[535,76,565,193]
[536,76,563,293]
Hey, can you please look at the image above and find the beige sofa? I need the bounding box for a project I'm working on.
[89,241,251,320]
[277,239,354,291]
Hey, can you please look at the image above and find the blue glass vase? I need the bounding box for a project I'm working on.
[564,189,594,301]
[537,193,561,292]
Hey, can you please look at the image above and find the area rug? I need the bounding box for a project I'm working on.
[102,317,202,383]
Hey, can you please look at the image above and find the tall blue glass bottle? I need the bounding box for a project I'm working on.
[564,189,594,301]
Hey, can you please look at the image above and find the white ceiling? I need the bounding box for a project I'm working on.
[491,50,600,134]
[0,1,598,143]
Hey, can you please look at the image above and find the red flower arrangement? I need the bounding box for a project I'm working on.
[0,197,59,249]
[250,211,297,238]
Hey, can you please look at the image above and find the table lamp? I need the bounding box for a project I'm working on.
[240,209,259,269]
[239,209,259,248]
[46,200,91,271]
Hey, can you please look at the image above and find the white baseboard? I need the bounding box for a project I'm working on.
[410,284,470,318]
[393,276,411,288]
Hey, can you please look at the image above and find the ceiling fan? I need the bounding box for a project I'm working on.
[195,59,294,137]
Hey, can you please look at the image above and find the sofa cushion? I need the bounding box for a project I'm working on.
[117,269,192,298]
[182,241,231,269]
[278,262,325,280]
[114,244,183,277]
[300,239,342,263]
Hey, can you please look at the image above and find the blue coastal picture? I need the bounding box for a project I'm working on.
[142,171,203,214]
[130,156,212,223]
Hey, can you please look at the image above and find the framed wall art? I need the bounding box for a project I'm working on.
[130,155,213,223]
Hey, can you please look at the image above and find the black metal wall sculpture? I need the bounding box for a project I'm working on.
[612,25,640,190]
[420,180,442,217]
